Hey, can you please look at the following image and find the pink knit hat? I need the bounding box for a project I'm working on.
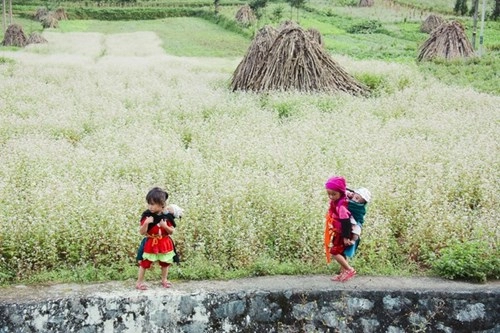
[325,176,346,193]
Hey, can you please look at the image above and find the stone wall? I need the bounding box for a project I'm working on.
[1,275,499,332]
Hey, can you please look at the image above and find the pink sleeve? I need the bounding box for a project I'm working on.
[337,205,351,219]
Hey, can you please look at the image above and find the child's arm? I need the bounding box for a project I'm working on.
[139,216,153,235]
[340,218,351,239]
[159,220,175,235]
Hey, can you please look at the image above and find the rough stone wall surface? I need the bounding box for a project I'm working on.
[0,275,499,333]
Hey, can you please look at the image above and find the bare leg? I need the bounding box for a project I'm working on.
[161,266,168,283]
[136,266,148,290]
[333,254,352,271]
[137,266,146,284]
[161,265,171,288]
[332,254,356,282]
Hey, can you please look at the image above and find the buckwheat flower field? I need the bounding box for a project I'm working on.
[0,31,498,283]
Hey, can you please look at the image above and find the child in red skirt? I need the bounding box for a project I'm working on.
[136,187,177,290]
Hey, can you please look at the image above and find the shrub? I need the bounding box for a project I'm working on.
[431,241,500,283]
[355,73,394,96]
[0,56,15,64]
[347,20,385,34]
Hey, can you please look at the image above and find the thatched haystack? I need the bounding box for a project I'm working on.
[27,32,48,44]
[41,15,59,29]
[235,4,256,26]
[54,8,68,20]
[278,20,298,31]
[418,21,475,61]
[34,7,49,21]
[231,25,278,91]
[307,28,324,47]
[2,24,28,47]
[420,14,445,33]
[359,0,374,7]
[232,24,367,95]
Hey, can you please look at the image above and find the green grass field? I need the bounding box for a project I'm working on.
[3,0,497,93]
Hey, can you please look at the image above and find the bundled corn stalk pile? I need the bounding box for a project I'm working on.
[1,24,28,47]
[27,32,48,44]
[307,28,324,47]
[41,16,59,29]
[230,25,278,91]
[232,24,367,95]
[33,7,67,29]
[418,21,475,61]
[34,7,49,21]
[54,8,68,20]
[235,4,256,26]
[420,14,445,33]
[359,0,374,7]
[278,20,298,31]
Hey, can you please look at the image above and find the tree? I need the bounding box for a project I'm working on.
[493,0,500,20]
[454,0,468,15]
[249,0,268,19]
[214,0,220,14]
[286,0,307,21]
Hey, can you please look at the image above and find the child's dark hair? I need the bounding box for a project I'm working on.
[146,187,168,207]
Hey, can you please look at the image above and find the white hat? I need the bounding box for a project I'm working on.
[355,188,371,203]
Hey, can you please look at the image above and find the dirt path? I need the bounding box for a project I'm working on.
[1,275,498,304]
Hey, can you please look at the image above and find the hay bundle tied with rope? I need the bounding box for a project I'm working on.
[231,25,278,91]
[307,28,324,47]
[27,32,48,45]
[2,24,28,47]
[41,15,59,29]
[234,24,367,95]
[235,5,256,26]
[418,21,475,61]
[278,20,299,31]
[54,8,68,20]
[420,14,445,33]
[34,7,49,21]
[359,0,374,7]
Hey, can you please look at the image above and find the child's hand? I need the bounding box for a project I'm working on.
[145,216,154,224]
[343,238,352,246]
[159,219,168,229]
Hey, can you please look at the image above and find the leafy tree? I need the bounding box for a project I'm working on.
[271,5,285,23]
[214,0,220,14]
[286,0,307,21]
[493,0,500,20]
[40,0,62,11]
[454,0,468,15]
[249,0,269,19]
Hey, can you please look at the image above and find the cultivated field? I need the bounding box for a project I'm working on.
[0,2,499,285]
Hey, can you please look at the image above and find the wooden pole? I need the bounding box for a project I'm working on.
[471,0,479,49]
[2,0,6,33]
[479,0,486,56]
[8,0,11,24]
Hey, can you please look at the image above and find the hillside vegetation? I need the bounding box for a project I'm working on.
[0,0,498,286]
